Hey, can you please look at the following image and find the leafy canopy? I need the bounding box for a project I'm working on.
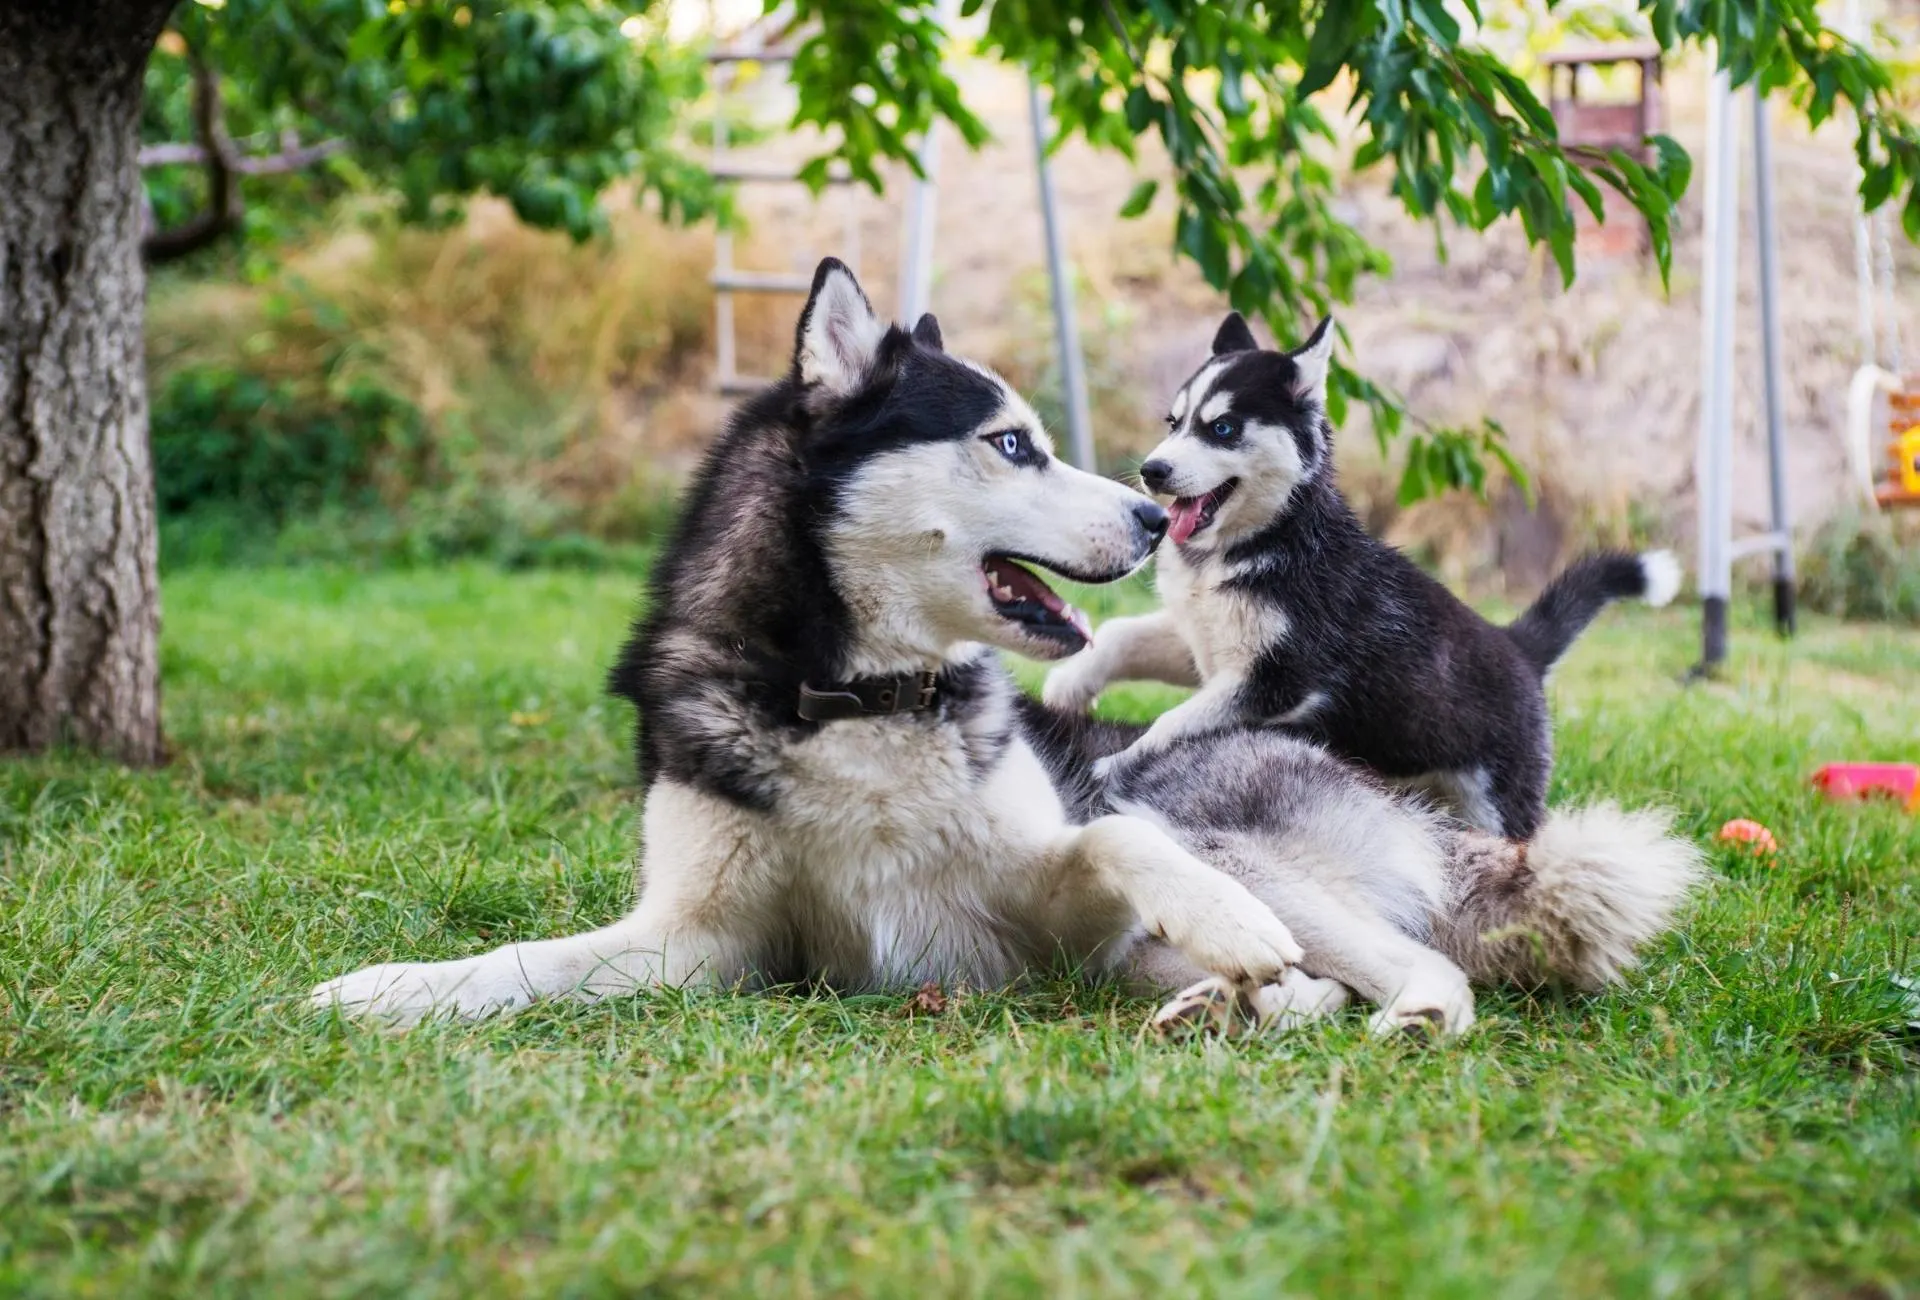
[146,0,713,245]
[779,0,1920,492]
[143,0,1920,497]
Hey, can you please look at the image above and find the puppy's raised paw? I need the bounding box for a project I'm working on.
[1041,657,1102,714]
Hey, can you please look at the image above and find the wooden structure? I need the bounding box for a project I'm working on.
[1543,41,1664,255]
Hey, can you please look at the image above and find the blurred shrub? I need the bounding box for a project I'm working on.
[1795,507,1920,625]
[152,365,424,522]
[148,194,715,567]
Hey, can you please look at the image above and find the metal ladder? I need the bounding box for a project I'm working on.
[708,38,861,397]
[702,18,1096,472]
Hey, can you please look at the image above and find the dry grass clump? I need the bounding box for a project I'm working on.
[149,193,722,547]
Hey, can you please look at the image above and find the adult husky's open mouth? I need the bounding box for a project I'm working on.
[983,554,1094,653]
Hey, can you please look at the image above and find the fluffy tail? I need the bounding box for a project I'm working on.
[1504,550,1681,675]
[1433,804,1705,992]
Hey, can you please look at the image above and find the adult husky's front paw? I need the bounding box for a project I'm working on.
[1041,654,1103,713]
[310,955,529,1027]
[1157,880,1304,989]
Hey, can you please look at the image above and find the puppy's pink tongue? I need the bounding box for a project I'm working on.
[1167,497,1204,545]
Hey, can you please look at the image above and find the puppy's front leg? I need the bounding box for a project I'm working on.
[1043,610,1200,713]
[1092,673,1247,780]
[1061,814,1303,987]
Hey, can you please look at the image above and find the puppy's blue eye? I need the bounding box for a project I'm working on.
[1210,418,1238,440]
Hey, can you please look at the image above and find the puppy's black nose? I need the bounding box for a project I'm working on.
[1132,499,1169,544]
[1139,458,1174,494]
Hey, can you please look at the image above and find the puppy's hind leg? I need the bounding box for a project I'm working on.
[1150,967,1354,1039]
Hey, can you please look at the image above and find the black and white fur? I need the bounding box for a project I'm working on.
[311,268,1700,1038]
[310,260,1305,1026]
[1045,312,1682,840]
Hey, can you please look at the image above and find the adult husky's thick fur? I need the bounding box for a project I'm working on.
[1103,732,1702,1036]
[310,259,1309,1026]
[1044,312,1681,839]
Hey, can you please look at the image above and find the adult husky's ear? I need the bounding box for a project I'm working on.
[795,257,886,396]
[1211,312,1258,356]
[1288,316,1334,406]
[911,312,944,351]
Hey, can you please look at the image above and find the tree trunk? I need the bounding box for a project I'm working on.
[0,2,178,764]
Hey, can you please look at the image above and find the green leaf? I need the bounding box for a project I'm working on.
[1299,1,1361,99]
[1119,179,1158,219]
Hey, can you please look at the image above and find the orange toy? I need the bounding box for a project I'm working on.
[1716,819,1779,855]
[1811,763,1920,809]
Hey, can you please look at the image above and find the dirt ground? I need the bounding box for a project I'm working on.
[700,52,1918,590]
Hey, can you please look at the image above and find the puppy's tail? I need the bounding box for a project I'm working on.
[1433,804,1705,992]
[1504,550,1681,676]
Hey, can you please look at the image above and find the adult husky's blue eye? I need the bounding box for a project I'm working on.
[995,430,1028,461]
[1210,418,1238,440]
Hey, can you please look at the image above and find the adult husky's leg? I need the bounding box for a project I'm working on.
[1042,610,1199,712]
[1058,815,1303,988]
[1259,875,1475,1038]
[310,782,781,1026]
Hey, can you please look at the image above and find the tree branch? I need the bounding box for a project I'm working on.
[140,134,347,175]
[141,48,243,265]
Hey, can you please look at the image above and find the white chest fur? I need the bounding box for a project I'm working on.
[1156,547,1286,680]
[774,716,1066,989]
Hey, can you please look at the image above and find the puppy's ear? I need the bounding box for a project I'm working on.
[794,258,886,395]
[911,312,944,351]
[1211,312,1258,356]
[1288,316,1334,406]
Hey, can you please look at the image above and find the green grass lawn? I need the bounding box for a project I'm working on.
[5,562,1919,1297]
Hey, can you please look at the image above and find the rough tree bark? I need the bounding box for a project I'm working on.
[0,1,179,763]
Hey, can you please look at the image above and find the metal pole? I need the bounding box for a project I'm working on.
[896,0,953,323]
[712,63,736,390]
[1845,0,1879,369]
[1751,89,1796,636]
[897,126,940,324]
[1028,79,1096,473]
[1695,65,1739,674]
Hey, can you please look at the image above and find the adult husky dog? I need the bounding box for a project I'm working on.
[1044,313,1681,839]
[311,259,1307,1026]
[312,265,1699,1038]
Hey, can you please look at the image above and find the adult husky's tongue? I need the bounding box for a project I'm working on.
[1167,495,1208,545]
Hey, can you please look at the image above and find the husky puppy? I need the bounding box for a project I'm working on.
[311,268,1700,1040]
[1044,313,1681,839]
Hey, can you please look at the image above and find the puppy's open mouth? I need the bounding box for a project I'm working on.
[1167,479,1238,545]
[983,555,1092,652]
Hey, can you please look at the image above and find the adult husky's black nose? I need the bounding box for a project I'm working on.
[1139,459,1174,493]
[1132,499,1169,544]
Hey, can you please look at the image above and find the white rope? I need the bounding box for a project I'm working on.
[1874,207,1905,378]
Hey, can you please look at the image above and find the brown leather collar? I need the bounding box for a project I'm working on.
[796,671,940,723]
